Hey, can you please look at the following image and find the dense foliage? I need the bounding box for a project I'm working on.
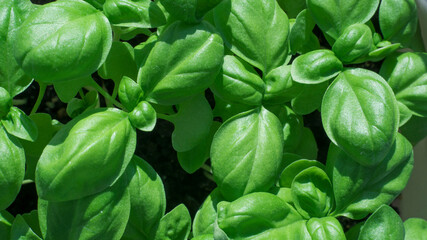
[1,0,427,239]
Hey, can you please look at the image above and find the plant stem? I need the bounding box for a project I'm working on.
[90,81,124,109]
[203,171,215,182]
[30,82,47,115]
[157,113,173,121]
[22,179,34,185]
[201,163,212,173]
[78,89,85,99]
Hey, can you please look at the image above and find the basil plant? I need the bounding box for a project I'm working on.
[0,0,427,239]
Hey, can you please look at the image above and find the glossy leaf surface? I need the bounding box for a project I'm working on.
[193,189,223,237]
[211,107,284,201]
[1,107,38,142]
[122,156,166,240]
[138,21,223,105]
[128,101,157,132]
[404,218,427,240]
[358,205,404,240]
[36,108,136,202]
[154,204,191,240]
[322,68,399,166]
[380,52,427,117]
[290,9,320,55]
[379,0,418,44]
[217,192,308,239]
[291,50,343,84]
[14,0,112,83]
[327,133,413,219]
[0,0,34,96]
[332,24,373,64]
[263,65,303,105]
[40,175,130,240]
[306,217,345,240]
[307,0,379,39]
[211,55,264,106]
[103,0,166,28]
[291,167,333,218]
[213,0,289,73]
[0,127,25,210]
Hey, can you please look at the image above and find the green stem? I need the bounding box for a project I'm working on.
[22,179,34,185]
[157,113,173,122]
[90,81,124,109]
[30,83,47,115]
[203,171,215,182]
[78,89,85,99]
[201,163,212,173]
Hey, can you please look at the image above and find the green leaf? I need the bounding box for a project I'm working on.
[39,175,130,240]
[193,189,223,237]
[404,218,427,240]
[0,0,34,97]
[211,55,264,106]
[21,211,42,239]
[14,0,112,83]
[160,0,223,23]
[134,35,158,68]
[279,159,325,188]
[379,0,418,44]
[138,21,223,105]
[0,211,14,240]
[290,9,320,55]
[84,0,105,10]
[293,127,318,160]
[263,65,303,105]
[36,108,136,202]
[103,0,166,28]
[276,106,304,155]
[213,0,289,73]
[307,0,379,39]
[322,68,399,166]
[0,87,12,119]
[291,81,328,115]
[66,90,99,118]
[291,49,343,84]
[327,133,414,219]
[332,24,373,64]
[53,76,93,103]
[128,101,157,132]
[0,126,25,210]
[277,0,306,18]
[10,215,41,240]
[177,121,220,174]
[170,94,213,152]
[211,107,284,201]
[397,102,412,127]
[380,52,427,117]
[122,155,166,240]
[20,113,59,180]
[367,42,401,62]
[291,167,333,218]
[306,217,346,240]
[212,96,252,122]
[358,205,404,240]
[154,204,192,240]
[119,76,144,111]
[98,41,138,84]
[2,107,38,142]
[217,192,309,239]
